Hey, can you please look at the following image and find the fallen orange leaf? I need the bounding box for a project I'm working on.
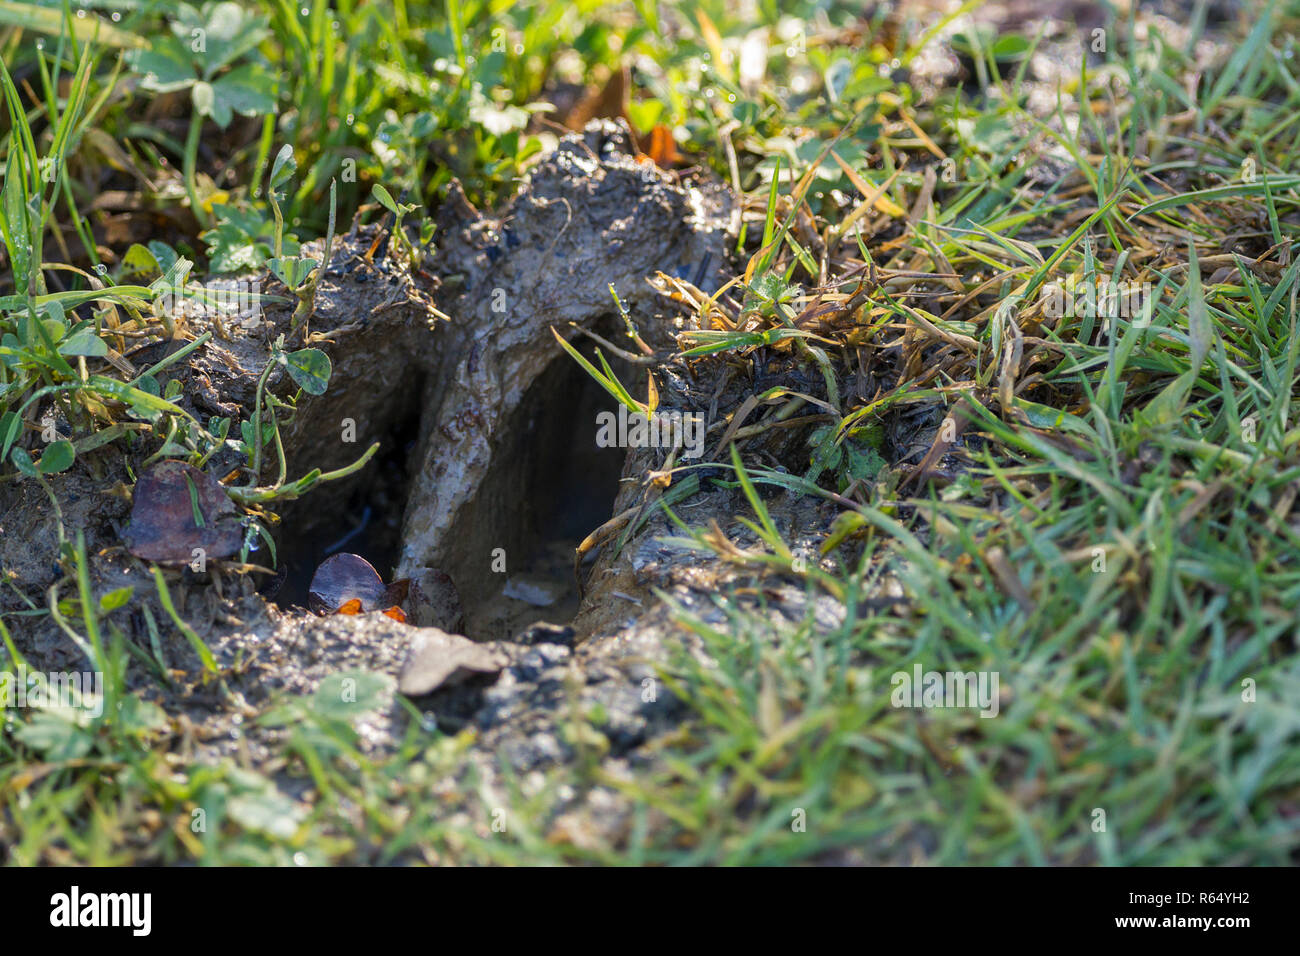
[645,124,681,167]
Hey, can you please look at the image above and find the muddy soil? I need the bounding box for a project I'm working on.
[1,119,814,842]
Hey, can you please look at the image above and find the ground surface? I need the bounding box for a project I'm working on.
[0,0,1297,865]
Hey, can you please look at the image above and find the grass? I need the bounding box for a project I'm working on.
[1,0,1299,864]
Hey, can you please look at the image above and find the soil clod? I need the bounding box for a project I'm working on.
[123,461,245,564]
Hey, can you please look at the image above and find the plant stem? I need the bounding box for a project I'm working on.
[248,356,277,484]
[183,110,211,230]
[228,442,380,505]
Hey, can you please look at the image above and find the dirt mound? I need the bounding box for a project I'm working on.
[1,121,796,842]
